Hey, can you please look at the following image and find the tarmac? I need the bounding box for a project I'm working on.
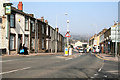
[1,52,119,62]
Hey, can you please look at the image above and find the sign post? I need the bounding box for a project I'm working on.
[111,23,120,57]
[65,48,68,56]
[65,32,71,56]
[3,3,12,55]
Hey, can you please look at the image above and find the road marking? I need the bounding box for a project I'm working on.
[65,58,73,60]
[90,77,94,78]
[0,60,15,62]
[104,75,107,78]
[98,61,104,72]
[94,73,98,76]
[0,67,31,75]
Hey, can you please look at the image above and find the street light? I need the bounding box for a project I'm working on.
[65,13,70,47]
[55,15,58,53]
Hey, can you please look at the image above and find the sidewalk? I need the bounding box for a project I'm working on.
[95,53,119,62]
[2,52,64,57]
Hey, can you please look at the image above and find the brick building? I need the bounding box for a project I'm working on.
[0,1,65,55]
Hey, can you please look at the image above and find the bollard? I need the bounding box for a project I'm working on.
[69,48,72,56]
[65,48,68,56]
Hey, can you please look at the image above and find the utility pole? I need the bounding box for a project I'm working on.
[115,23,118,57]
[35,19,37,53]
[55,15,58,53]
[67,20,69,47]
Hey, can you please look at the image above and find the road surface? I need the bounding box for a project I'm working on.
[1,51,119,79]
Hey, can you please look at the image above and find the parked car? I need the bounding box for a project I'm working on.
[76,46,84,53]
[78,49,84,53]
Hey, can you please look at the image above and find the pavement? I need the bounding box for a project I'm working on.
[1,52,64,57]
[95,53,119,62]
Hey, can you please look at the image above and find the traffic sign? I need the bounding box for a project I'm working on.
[65,32,71,37]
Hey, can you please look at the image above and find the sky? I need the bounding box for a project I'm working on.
[12,2,118,36]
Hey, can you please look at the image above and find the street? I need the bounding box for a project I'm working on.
[1,51,119,79]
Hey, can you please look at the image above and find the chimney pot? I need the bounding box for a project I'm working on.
[45,20,48,24]
[40,17,44,22]
[18,1,23,11]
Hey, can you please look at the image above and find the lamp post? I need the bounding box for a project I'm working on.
[65,13,70,47]
[55,15,58,53]
[115,22,118,57]
[67,20,69,47]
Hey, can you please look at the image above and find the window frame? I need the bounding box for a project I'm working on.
[0,17,2,23]
[31,20,35,32]
[10,13,15,28]
[10,33,16,51]
[42,38,44,49]
[25,17,29,31]
[42,25,44,34]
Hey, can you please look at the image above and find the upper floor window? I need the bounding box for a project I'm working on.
[25,17,29,31]
[10,14,15,28]
[0,18,2,23]
[31,20,34,32]
[42,25,44,34]
[46,25,48,35]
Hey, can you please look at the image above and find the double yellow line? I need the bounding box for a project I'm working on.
[95,54,110,61]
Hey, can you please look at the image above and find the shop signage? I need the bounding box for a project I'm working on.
[3,3,13,15]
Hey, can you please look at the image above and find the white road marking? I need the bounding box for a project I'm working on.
[98,61,104,72]
[94,73,98,76]
[0,67,31,75]
[65,58,73,60]
[104,75,107,78]
[90,77,94,78]
[0,60,15,62]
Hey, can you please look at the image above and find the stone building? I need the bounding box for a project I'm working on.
[0,1,65,55]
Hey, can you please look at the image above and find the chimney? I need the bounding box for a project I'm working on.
[29,14,34,17]
[18,1,23,11]
[45,20,48,24]
[40,17,44,22]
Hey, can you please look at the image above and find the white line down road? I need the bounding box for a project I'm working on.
[0,67,31,75]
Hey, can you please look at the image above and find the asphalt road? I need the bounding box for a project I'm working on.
[1,51,119,79]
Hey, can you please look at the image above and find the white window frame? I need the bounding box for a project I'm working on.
[10,34,15,50]
[25,17,29,31]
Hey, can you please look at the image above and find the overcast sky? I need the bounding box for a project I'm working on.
[12,1,118,36]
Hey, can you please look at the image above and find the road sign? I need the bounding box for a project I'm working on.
[65,32,71,37]
[111,25,120,42]
[65,48,68,56]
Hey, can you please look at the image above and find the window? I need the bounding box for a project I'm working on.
[46,26,48,35]
[31,21,34,32]
[25,35,29,48]
[10,34,16,50]
[10,14,15,28]
[0,18,2,23]
[42,25,44,34]
[25,17,29,31]
[31,38,34,49]
[42,38,44,49]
